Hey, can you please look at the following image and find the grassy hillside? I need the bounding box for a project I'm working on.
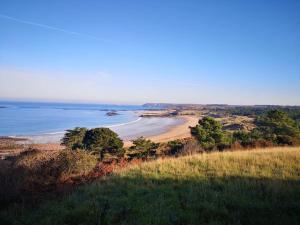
[3,147,300,225]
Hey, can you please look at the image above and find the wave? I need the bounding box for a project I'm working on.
[14,131,65,138]
[12,117,143,140]
[43,131,66,135]
[105,117,142,128]
[43,117,143,134]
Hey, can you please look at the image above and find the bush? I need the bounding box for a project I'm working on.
[61,127,124,160]
[254,109,300,145]
[167,139,184,155]
[83,128,124,160]
[14,149,98,183]
[231,110,300,148]
[232,131,253,147]
[0,149,98,208]
[276,135,294,145]
[126,137,159,159]
[61,127,87,150]
[190,117,229,150]
[178,139,203,156]
[53,150,98,180]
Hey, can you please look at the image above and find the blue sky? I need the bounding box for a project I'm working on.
[0,0,299,105]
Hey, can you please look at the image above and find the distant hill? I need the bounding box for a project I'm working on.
[143,103,229,109]
[143,103,300,114]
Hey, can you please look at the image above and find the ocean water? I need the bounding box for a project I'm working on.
[0,101,182,143]
[0,101,144,136]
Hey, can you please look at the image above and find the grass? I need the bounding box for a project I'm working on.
[2,147,300,225]
[12,149,98,184]
[0,149,98,211]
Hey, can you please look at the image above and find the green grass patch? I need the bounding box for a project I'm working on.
[2,147,300,225]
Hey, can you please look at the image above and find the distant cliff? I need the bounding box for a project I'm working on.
[142,103,229,110]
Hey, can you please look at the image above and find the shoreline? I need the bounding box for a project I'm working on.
[13,116,185,144]
[0,110,200,151]
[0,115,199,158]
[124,115,199,147]
[148,115,199,142]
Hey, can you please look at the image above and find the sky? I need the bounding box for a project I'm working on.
[0,0,300,105]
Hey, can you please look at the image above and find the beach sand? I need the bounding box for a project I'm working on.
[124,115,199,147]
[1,114,200,156]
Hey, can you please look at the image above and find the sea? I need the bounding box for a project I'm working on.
[0,101,183,143]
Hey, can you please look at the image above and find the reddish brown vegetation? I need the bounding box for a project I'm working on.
[230,140,274,150]
[0,148,143,210]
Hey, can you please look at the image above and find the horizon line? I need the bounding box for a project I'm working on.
[0,98,299,107]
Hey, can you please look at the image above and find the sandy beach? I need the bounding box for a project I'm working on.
[0,115,199,157]
[0,107,200,156]
[148,115,199,142]
[124,115,199,147]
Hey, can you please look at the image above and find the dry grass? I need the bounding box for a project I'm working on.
[121,147,300,180]
[2,146,299,225]
[0,149,98,212]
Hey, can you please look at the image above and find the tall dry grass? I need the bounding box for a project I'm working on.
[2,146,299,225]
[120,146,300,180]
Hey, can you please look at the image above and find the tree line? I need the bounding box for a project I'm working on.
[62,109,300,161]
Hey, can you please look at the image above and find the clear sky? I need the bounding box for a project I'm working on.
[0,0,299,105]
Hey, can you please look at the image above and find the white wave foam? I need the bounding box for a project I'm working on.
[43,131,66,135]
[14,117,143,140]
[105,117,142,128]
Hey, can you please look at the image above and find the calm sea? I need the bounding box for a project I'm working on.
[0,101,147,136]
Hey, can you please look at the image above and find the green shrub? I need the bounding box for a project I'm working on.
[61,127,124,160]
[126,137,159,159]
[231,110,300,148]
[276,135,294,145]
[254,109,300,145]
[61,127,87,150]
[190,117,228,150]
[232,131,253,146]
[83,128,124,160]
[167,139,184,155]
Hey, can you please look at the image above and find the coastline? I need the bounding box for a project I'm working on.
[148,115,199,142]
[0,115,199,158]
[0,109,199,153]
[124,115,199,147]
[13,116,185,144]
[9,116,199,147]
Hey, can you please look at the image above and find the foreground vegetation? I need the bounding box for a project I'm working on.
[0,149,98,209]
[1,108,300,224]
[1,147,299,225]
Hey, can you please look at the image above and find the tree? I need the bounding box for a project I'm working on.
[232,130,263,147]
[232,131,251,145]
[61,127,87,150]
[83,128,124,160]
[190,117,228,150]
[127,137,159,159]
[255,110,300,145]
[61,127,124,160]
